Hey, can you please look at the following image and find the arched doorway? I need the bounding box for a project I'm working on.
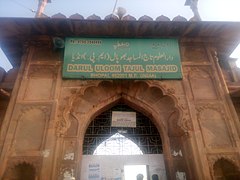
[3,162,36,180]
[57,81,194,179]
[213,158,240,180]
[81,103,166,180]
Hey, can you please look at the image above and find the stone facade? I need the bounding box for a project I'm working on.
[0,36,240,180]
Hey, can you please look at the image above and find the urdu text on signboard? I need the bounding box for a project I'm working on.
[63,38,182,79]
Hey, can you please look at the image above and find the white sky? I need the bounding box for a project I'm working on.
[0,0,240,20]
[0,0,240,71]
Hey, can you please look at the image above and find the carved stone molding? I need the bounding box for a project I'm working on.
[19,104,51,118]
[147,80,176,95]
[207,153,240,176]
[147,80,193,133]
[187,66,212,79]
[196,103,226,120]
[55,87,88,137]
[196,103,233,148]
[28,64,59,79]
[14,104,51,127]
[11,104,51,123]
[56,80,193,137]
[180,45,208,62]
[56,80,112,137]
[186,66,220,101]
[178,99,193,133]
[209,48,218,63]
[9,104,51,152]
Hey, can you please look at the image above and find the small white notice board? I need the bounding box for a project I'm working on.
[112,111,136,127]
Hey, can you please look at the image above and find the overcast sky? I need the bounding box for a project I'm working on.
[0,0,240,71]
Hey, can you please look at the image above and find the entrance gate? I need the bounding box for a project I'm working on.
[81,103,166,179]
[56,81,197,179]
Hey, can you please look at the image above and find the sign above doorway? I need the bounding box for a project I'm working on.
[112,111,136,127]
[63,37,182,79]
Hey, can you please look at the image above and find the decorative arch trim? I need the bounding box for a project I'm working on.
[4,156,42,176]
[56,80,191,137]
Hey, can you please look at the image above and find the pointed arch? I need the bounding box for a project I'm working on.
[83,103,162,155]
[57,80,189,179]
[59,80,184,140]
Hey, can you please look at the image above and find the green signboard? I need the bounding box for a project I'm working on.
[63,37,182,79]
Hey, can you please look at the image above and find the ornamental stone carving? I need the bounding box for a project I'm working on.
[11,104,51,152]
[56,80,193,137]
[28,65,59,79]
[196,104,233,148]
[148,80,193,133]
[18,105,51,117]
[187,66,218,100]
[5,156,42,175]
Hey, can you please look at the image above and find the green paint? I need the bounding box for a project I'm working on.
[63,37,182,79]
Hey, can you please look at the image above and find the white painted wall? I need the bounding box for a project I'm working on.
[81,154,166,180]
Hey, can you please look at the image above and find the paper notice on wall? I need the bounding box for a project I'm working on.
[88,163,100,180]
[112,111,136,127]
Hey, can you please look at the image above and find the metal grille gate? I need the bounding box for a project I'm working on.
[83,103,163,155]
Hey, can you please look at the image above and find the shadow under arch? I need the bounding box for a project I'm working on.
[213,158,240,179]
[3,162,36,180]
[61,80,187,179]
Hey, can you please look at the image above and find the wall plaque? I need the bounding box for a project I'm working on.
[112,111,136,127]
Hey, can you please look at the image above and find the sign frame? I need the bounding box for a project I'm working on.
[63,37,182,79]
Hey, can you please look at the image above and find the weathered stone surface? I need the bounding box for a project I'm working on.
[0,34,240,180]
